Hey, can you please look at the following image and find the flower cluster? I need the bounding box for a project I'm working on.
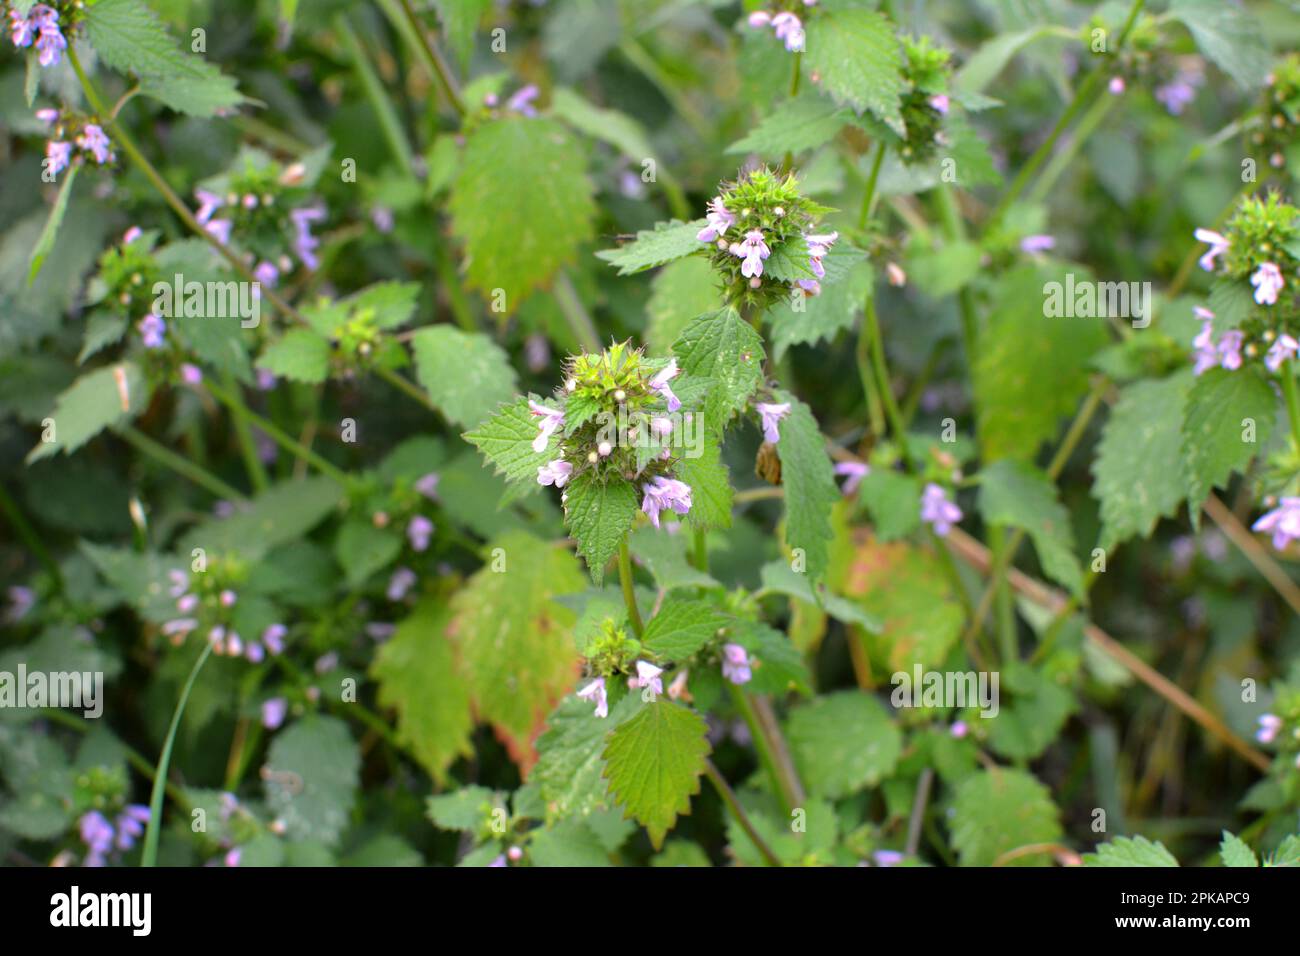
[746,4,814,53]
[36,110,114,177]
[79,805,149,867]
[8,2,66,68]
[894,36,954,164]
[920,482,963,536]
[162,566,288,662]
[696,166,837,308]
[1253,687,1300,771]
[1250,54,1300,172]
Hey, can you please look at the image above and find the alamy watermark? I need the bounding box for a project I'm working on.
[0,664,103,718]
[890,665,1000,718]
[152,273,261,328]
[1043,272,1151,329]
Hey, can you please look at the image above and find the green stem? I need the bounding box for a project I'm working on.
[142,643,214,867]
[704,759,782,866]
[385,0,465,116]
[221,372,270,493]
[1282,361,1300,455]
[728,684,798,815]
[337,12,417,176]
[692,528,709,574]
[858,141,887,230]
[779,52,804,172]
[855,309,888,440]
[1029,89,1116,206]
[553,272,602,353]
[865,297,911,468]
[618,539,645,638]
[619,39,711,140]
[118,425,247,502]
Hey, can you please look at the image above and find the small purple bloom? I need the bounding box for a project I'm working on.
[649,359,682,412]
[180,363,203,386]
[833,461,869,495]
[1251,262,1284,306]
[1266,334,1298,372]
[537,458,573,488]
[641,475,692,527]
[950,720,969,739]
[577,677,608,718]
[920,483,962,536]
[1194,228,1229,272]
[161,618,198,641]
[528,399,565,453]
[5,585,34,623]
[46,139,71,177]
[928,93,950,114]
[416,472,441,500]
[254,260,280,289]
[139,312,166,349]
[262,697,288,730]
[733,229,771,279]
[755,401,790,444]
[1156,81,1196,115]
[371,205,395,233]
[1217,330,1244,371]
[1020,234,1055,255]
[771,11,804,52]
[35,107,58,124]
[387,566,417,601]
[79,810,115,866]
[262,623,287,655]
[873,850,904,867]
[1253,497,1300,551]
[696,197,736,243]
[721,643,752,685]
[194,189,223,225]
[219,589,237,608]
[114,805,149,851]
[1108,76,1126,95]
[631,661,664,697]
[1192,312,1218,375]
[77,124,113,165]
[506,84,540,117]
[1256,713,1282,744]
[524,333,550,373]
[291,205,326,270]
[176,593,199,614]
[805,230,837,278]
[408,515,434,552]
[245,641,265,663]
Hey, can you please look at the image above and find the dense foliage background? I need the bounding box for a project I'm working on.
[3,0,1300,869]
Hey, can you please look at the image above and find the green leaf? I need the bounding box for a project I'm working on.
[426,785,502,832]
[452,531,586,766]
[759,560,881,631]
[642,597,721,661]
[727,618,812,696]
[1181,367,1275,517]
[431,0,491,70]
[602,701,710,850]
[534,694,639,821]
[529,819,612,866]
[978,460,1083,598]
[726,92,851,157]
[954,26,1063,95]
[774,390,839,582]
[1265,835,1300,867]
[766,248,872,359]
[1219,831,1258,868]
[675,431,733,531]
[984,662,1077,762]
[1170,0,1269,90]
[596,219,708,276]
[804,8,905,136]
[856,469,922,541]
[1083,835,1180,867]
[179,476,343,561]
[333,519,402,587]
[27,362,150,463]
[28,164,78,284]
[908,240,982,299]
[372,601,474,785]
[263,716,360,848]
[672,307,765,432]
[563,474,639,584]
[257,328,331,384]
[410,326,518,428]
[550,87,656,163]
[463,395,553,487]
[950,769,1063,866]
[628,525,719,590]
[647,257,721,355]
[786,691,901,798]
[83,0,245,116]
[448,117,595,309]
[1092,371,1194,550]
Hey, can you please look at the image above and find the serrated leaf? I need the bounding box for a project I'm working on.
[463,395,553,486]
[1181,367,1275,517]
[534,694,638,820]
[856,469,922,541]
[27,362,149,463]
[529,819,612,866]
[642,598,720,661]
[28,164,78,284]
[1083,835,1180,867]
[647,257,721,355]
[726,92,851,157]
[978,459,1084,598]
[426,785,501,832]
[675,431,733,531]
[950,768,1063,866]
[431,0,491,71]
[411,326,518,428]
[263,716,359,848]
[333,519,402,587]
[774,390,838,582]
[1220,831,1258,867]
[448,117,595,309]
[596,219,708,276]
[257,328,331,384]
[1208,276,1254,333]
[563,474,639,584]
[1170,0,1269,90]
[672,307,764,432]
[372,602,473,786]
[766,248,872,359]
[1092,371,1193,550]
[178,476,343,561]
[602,701,710,850]
[628,525,719,590]
[786,691,901,798]
[804,9,905,136]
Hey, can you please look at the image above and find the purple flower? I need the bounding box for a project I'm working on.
[77,124,113,165]
[224,848,242,867]
[950,720,969,739]
[245,641,265,663]
[262,697,288,730]
[489,855,507,867]
[1108,76,1126,95]
[805,230,837,278]
[1256,713,1282,744]
[1251,262,1284,305]
[261,623,287,655]
[181,363,203,386]
[5,585,34,623]
[408,515,434,552]
[733,229,771,278]
[506,84,539,117]
[755,401,790,444]
[219,589,237,608]
[122,225,142,244]
[577,677,608,718]
[1020,234,1055,255]
[1266,334,1298,372]
[528,399,564,453]
[834,461,869,495]
[1217,330,1244,371]
[253,260,280,289]
[79,810,115,866]
[928,93,950,114]
[771,12,804,52]
[649,358,682,412]
[641,475,693,527]
[176,593,198,614]
[631,660,664,697]
[315,651,339,675]
[136,312,165,348]
[1156,81,1196,115]
[537,458,573,488]
[15,5,66,68]
[168,569,190,598]
[387,566,417,601]
[194,189,223,224]
[291,205,326,269]
[9,7,37,47]
[696,197,736,243]
[46,139,71,177]
[524,333,550,372]
[161,618,198,642]
[35,107,58,124]
[873,850,904,867]
[1194,228,1229,272]
[371,205,395,234]
[721,643,752,685]
[114,805,149,851]
[415,472,441,501]
[1191,311,1219,375]
[747,11,772,28]
[920,483,962,536]
[1253,497,1300,551]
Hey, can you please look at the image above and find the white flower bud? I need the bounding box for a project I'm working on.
[598,441,613,457]
[587,451,599,463]
[566,378,577,391]
[614,389,626,402]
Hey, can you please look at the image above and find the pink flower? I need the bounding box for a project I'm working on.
[1192,311,1219,375]
[631,661,664,697]
[408,515,434,552]
[1266,334,1298,372]
[834,461,869,495]
[254,261,280,289]
[920,483,962,536]
[1193,228,1229,272]
[1108,76,1126,95]
[928,93,950,114]
[1020,234,1055,254]
[1256,713,1282,744]
[139,313,166,349]
[35,108,58,124]
[697,197,736,243]
[641,475,692,527]
[261,623,287,655]
[950,720,969,739]
[537,458,573,488]
[755,402,790,444]
[649,359,682,412]
[195,189,223,225]
[416,472,441,500]
[528,399,564,453]
[747,11,772,28]
[180,363,203,385]
[77,124,113,164]
[721,643,752,685]
[262,698,288,730]
[771,12,804,51]
[733,229,770,278]
[1217,330,1244,371]
[1251,262,1284,305]
[577,677,608,718]
[805,231,837,278]
[1253,497,1300,551]
[506,84,539,117]
[45,139,71,176]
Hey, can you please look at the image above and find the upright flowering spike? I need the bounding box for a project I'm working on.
[641,476,693,527]
[734,229,771,278]
[408,515,434,552]
[920,483,962,536]
[755,402,791,444]
[833,461,870,495]
[1256,713,1282,744]
[1251,262,1284,305]
[577,677,608,718]
[537,458,573,488]
[648,358,682,412]
[1253,497,1300,550]
[721,643,752,685]
[1193,228,1229,272]
[696,197,736,243]
[632,660,664,697]
[528,399,565,452]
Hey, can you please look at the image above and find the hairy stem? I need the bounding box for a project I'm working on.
[703,759,782,866]
[118,425,247,502]
[618,539,645,638]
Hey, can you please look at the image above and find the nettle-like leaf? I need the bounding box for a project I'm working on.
[602,700,710,850]
[786,691,901,799]
[726,92,851,158]
[984,662,1077,762]
[672,307,765,432]
[647,257,722,355]
[426,785,504,832]
[334,519,401,587]
[563,474,640,584]
[596,220,708,276]
[1219,831,1258,868]
[1180,367,1276,521]
[773,390,839,582]
[856,469,922,541]
[83,0,245,117]
[263,715,360,849]
[1092,371,1193,551]
[949,768,1063,867]
[178,476,344,561]
[978,460,1084,598]
[641,597,722,661]
[448,117,596,309]
[27,362,149,463]
[410,326,518,429]
[258,328,331,384]
[451,531,585,769]
[371,601,473,786]
[1083,835,1180,867]
[675,430,734,531]
[533,694,640,822]
[628,526,720,590]
[766,247,872,359]
[463,395,553,487]
[803,8,905,136]
[1169,0,1269,90]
